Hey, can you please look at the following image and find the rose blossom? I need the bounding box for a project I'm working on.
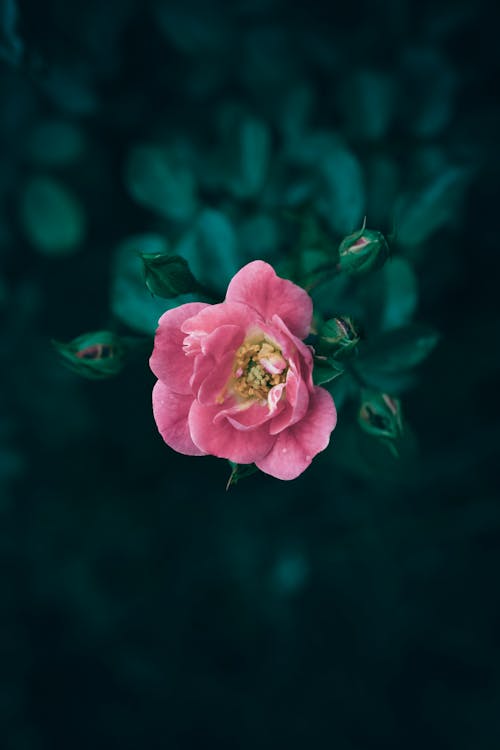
[150,260,337,480]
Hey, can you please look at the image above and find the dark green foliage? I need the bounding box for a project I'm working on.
[141,252,201,299]
[353,324,441,391]
[312,359,345,387]
[0,0,498,748]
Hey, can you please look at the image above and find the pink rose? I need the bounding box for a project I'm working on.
[150,260,337,480]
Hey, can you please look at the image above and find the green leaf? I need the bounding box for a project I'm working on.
[287,133,365,235]
[203,114,271,200]
[234,117,271,199]
[317,140,365,235]
[380,257,419,331]
[42,68,98,116]
[111,234,203,335]
[124,145,197,222]
[395,167,469,246]
[20,176,86,255]
[313,357,345,386]
[352,368,418,394]
[354,323,440,385]
[141,253,201,298]
[26,119,85,167]
[337,70,395,141]
[333,420,418,484]
[0,0,23,65]
[366,154,399,226]
[278,82,314,144]
[177,209,239,296]
[402,48,456,138]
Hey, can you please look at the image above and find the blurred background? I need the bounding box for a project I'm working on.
[1,0,499,747]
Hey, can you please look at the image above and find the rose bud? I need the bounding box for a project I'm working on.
[141,252,200,298]
[53,330,126,379]
[358,389,403,443]
[318,316,360,359]
[338,227,390,275]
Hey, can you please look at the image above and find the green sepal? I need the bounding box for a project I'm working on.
[226,461,259,490]
[313,357,345,386]
[141,252,201,298]
[52,330,127,380]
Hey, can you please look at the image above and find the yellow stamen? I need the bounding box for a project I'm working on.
[230,337,288,402]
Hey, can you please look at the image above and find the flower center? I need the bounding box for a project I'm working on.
[231,339,288,401]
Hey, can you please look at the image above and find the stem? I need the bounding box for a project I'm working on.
[304,264,341,293]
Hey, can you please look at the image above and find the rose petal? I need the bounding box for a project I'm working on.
[182,301,256,336]
[256,387,337,480]
[268,383,286,413]
[189,401,275,463]
[190,353,215,394]
[215,397,283,431]
[201,324,244,358]
[225,260,313,339]
[152,381,205,456]
[269,367,309,434]
[197,350,235,405]
[268,314,314,388]
[150,302,209,394]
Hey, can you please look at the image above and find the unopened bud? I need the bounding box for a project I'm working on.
[53,330,126,379]
[358,389,403,445]
[319,316,360,358]
[141,252,199,298]
[338,227,390,275]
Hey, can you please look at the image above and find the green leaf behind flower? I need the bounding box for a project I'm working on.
[20,175,86,256]
[395,167,469,247]
[353,323,440,391]
[111,234,205,335]
[141,253,201,299]
[177,209,239,296]
[124,145,198,222]
[380,258,419,331]
[313,358,345,386]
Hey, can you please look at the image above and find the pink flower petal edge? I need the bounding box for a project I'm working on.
[256,387,337,480]
[152,381,206,456]
[150,260,337,480]
[225,260,313,340]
